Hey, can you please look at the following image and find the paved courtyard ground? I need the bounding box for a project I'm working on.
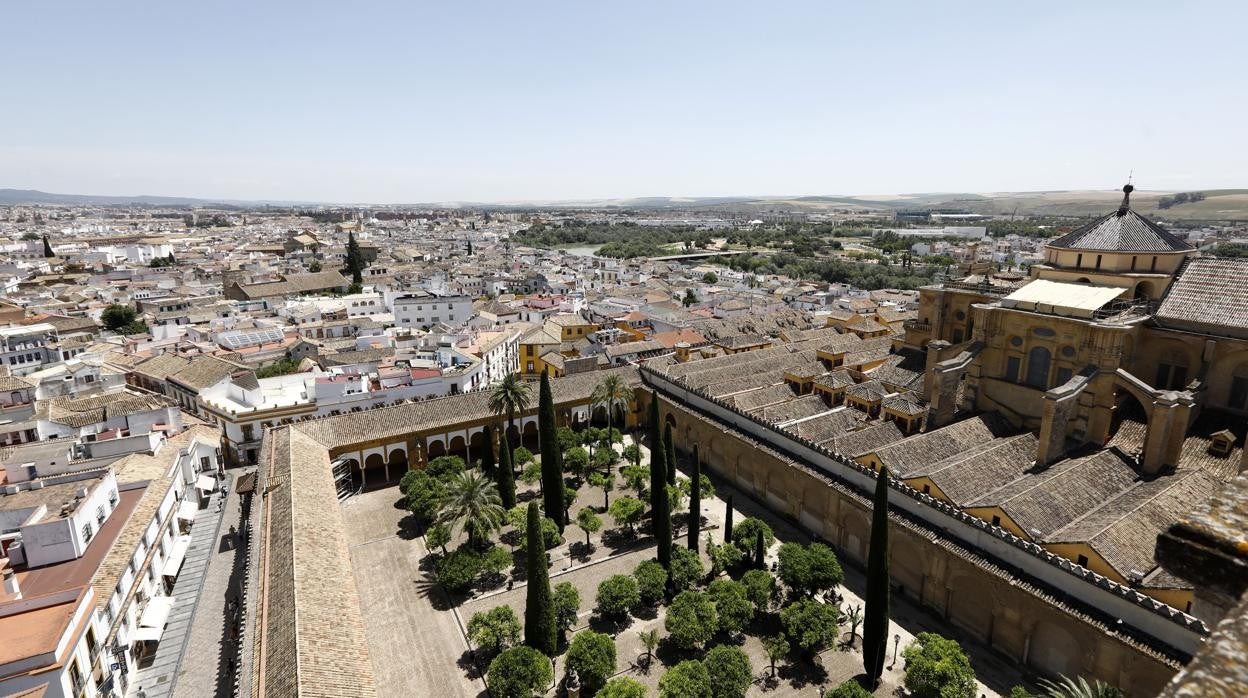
[340,434,1029,697]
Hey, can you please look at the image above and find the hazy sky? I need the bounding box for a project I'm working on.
[3,1,1245,203]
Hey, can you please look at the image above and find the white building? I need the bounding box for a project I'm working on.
[392,292,473,330]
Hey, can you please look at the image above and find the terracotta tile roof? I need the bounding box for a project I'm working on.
[915,433,1039,504]
[758,394,829,423]
[1155,257,1248,336]
[1047,469,1222,584]
[132,353,193,381]
[297,367,640,450]
[728,384,799,412]
[869,413,1012,478]
[829,421,905,457]
[37,391,175,428]
[169,355,249,390]
[253,427,377,697]
[788,407,867,443]
[1048,204,1191,252]
[969,449,1141,540]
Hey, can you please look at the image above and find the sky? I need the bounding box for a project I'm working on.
[3,1,1246,204]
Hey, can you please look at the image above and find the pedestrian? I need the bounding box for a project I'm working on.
[136,686,147,698]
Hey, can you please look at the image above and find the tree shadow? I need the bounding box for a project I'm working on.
[631,603,659,622]
[456,648,488,682]
[588,613,633,634]
[653,638,698,668]
[777,656,828,690]
[600,527,640,551]
[396,513,422,541]
[499,529,522,548]
[569,540,595,562]
[413,573,457,612]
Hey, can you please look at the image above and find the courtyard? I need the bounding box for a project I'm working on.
[340,434,1025,697]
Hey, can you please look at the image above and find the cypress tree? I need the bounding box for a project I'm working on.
[754,529,766,569]
[538,369,565,530]
[724,494,734,544]
[664,423,677,485]
[42,235,54,258]
[480,427,496,475]
[647,395,662,465]
[497,438,516,509]
[648,397,671,569]
[344,231,365,284]
[523,501,558,656]
[687,444,701,551]
[655,471,672,569]
[863,467,891,687]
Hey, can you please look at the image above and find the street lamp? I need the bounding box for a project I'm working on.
[892,634,901,667]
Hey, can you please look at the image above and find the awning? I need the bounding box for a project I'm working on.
[195,474,217,492]
[162,537,192,578]
[177,500,198,521]
[140,595,176,629]
[131,625,164,642]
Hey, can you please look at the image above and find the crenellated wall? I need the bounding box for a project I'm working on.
[642,367,1200,695]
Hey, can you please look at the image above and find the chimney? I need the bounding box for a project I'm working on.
[2,563,20,600]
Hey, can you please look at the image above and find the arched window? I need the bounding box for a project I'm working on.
[1026,346,1051,389]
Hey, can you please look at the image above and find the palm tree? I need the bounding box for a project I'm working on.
[1038,676,1124,698]
[590,373,633,472]
[638,629,660,667]
[438,471,505,548]
[489,373,532,457]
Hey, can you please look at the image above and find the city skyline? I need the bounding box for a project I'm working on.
[4,1,1247,203]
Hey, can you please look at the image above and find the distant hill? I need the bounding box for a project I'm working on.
[0,188,224,207]
[3,187,1245,221]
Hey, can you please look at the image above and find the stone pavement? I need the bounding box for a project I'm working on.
[341,488,485,698]
[131,476,231,698]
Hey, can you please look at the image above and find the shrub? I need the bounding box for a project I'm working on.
[780,598,840,654]
[564,446,590,478]
[668,546,704,591]
[730,517,774,554]
[658,659,711,698]
[553,581,581,635]
[664,591,717,650]
[707,539,743,577]
[608,496,645,534]
[564,630,616,694]
[481,546,513,579]
[487,645,552,698]
[513,447,534,465]
[598,676,647,698]
[596,574,640,620]
[510,505,562,550]
[634,559,669,606]
[740,569,776,612]
[707,579,754,635]
[828,678,873,698]
[704,645,752,698]
[467,605,520,654]
[777,542,844,598]
[556,426,578,452]
[435,548,480,593]
[902,632,977,698]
